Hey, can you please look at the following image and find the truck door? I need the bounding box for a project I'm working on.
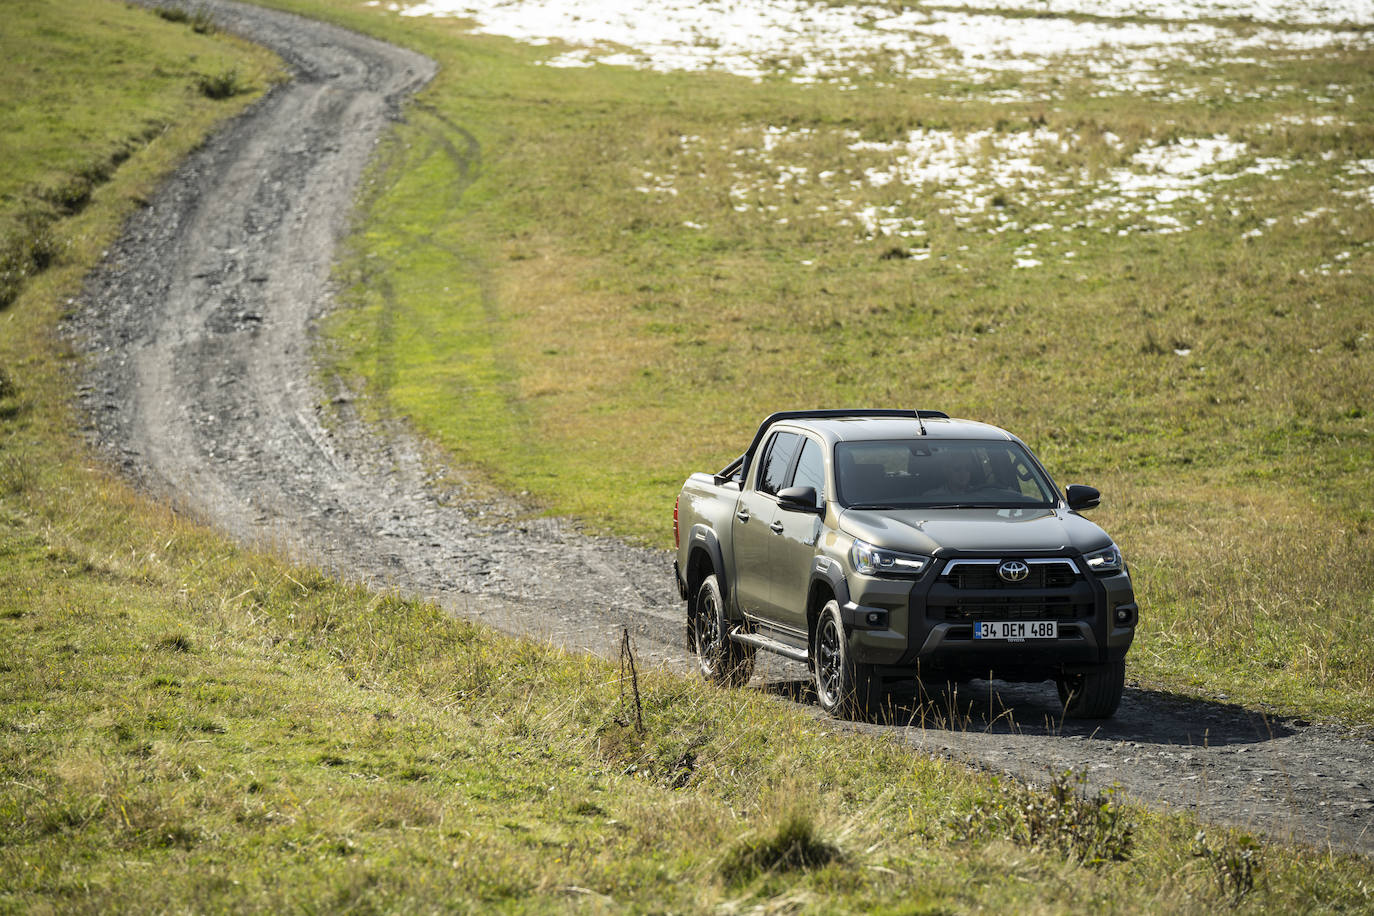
[731,430,799,618]
[769,436,827,633]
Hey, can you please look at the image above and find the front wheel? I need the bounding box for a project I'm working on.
[689,574,754,687]
[1056,658,1126,719]
[812,600,880,719]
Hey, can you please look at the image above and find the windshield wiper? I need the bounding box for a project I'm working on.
[844,503,897,510]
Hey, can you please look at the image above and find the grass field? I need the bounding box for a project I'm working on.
[6,449,1372,911]
[278,0,1374,725]
[0,0,277,310]
[2,0,1373,909]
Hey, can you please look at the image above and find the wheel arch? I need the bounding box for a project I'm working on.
[685,524,729,613]
[806,558,850,650]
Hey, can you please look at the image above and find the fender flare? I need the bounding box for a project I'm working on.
[807,556,851,634]
[809,558,890,631]
[686,523,731,612]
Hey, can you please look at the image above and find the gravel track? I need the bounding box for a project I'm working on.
[70,0,1372,855]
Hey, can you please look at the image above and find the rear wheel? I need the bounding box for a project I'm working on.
[1056,658,1126,719]
[812,600,880,719]
[689,574,754,687]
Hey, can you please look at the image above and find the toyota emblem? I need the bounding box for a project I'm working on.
[997,560,1030,582]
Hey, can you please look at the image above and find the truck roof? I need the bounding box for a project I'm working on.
[777,415,1016,445]
[721,410,1022,485]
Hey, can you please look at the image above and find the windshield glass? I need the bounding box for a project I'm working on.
[835,439,1057,509]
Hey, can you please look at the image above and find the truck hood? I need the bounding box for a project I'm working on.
[837,507,1111,556]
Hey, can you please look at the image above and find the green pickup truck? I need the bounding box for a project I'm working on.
[673,410,1138,719]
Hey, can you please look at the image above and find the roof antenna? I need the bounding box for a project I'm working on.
[916,409,927,436]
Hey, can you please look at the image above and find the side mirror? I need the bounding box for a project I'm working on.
[777,486,822,514]
[1065,484,1101,512]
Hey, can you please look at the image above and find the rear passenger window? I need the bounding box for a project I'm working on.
[759,432,801,495]
[790,438,825,508]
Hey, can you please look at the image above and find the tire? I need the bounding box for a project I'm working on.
[1056,658,1126,719]
[812,600,881,719]
[688,574,754,687]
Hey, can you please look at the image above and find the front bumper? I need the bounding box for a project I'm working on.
[844,555,1136,679]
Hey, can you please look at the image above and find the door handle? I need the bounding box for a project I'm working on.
[770,521,784,534]
[736,509,751,523]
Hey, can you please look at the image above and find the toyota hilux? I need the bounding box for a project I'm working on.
[672,409,1137,718]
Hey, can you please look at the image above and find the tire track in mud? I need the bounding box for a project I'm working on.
[69,0,1373,856]
[343,103,479,400]
[348,100,535,458]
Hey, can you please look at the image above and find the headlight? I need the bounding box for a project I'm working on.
[850,540,931,577]
[1084,544,1124,575]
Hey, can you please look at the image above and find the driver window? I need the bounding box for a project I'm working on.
[790,438,826,508]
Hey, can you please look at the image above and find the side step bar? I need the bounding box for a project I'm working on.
[730,627,809,663]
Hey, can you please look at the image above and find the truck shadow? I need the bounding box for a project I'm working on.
[757,676,1294,747]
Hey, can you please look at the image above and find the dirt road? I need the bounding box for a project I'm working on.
[71,0,1372,854]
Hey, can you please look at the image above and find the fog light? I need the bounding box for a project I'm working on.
[865,610,887,627]
[1114,603,1137,626]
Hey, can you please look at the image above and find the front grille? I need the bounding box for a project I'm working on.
[941,561,1079,590]
[933,595,1089,622]
[920,556,1097,636]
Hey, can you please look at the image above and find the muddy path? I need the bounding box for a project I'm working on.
[70,0,1372,855]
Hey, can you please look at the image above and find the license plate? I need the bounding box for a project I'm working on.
[973,620,1057,641]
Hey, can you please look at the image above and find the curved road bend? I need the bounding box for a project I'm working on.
[72,0,1373,854]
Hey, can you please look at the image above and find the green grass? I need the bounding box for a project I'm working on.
[0,0,281,307]
[257,2,1374,725]
[7,477,1372,912]
[2,1,1374,909]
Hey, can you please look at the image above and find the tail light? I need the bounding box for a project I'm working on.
[673,494,680,550]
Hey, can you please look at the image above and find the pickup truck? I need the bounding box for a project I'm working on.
[672,410,1137,719]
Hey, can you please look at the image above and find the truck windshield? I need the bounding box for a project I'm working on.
[835,439,1057,509]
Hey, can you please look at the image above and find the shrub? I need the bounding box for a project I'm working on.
[1193,830,1262,904]
[0,221,60,310]
[157,5,216,34]
[189,8,216,34]
[720,809,843,883]
[195,69,243,100]
[41,175,93,214]
[955,769,1135,866]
